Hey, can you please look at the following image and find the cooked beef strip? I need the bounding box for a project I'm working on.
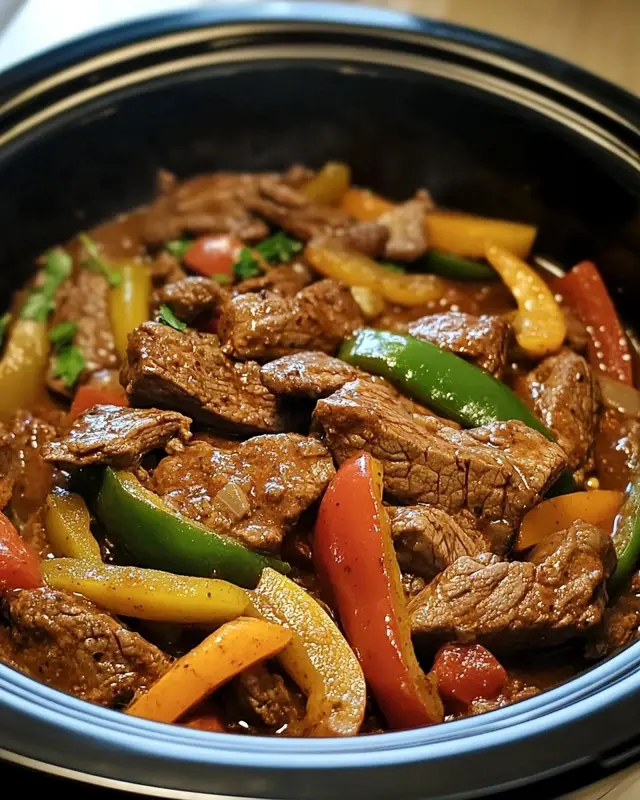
[219,280,363,362]
[409,522,615,652]
[150,433,335,551]
[389,505,490,580]
[152,276,229,323]
[43,405,192,469]
[407,312,512,377]
[313,379,567,529]
[234,263,312,297]
[47,268,118,396]
[586,571,640,659]
[378,191,432,262]
[149,250,187,287]
[233,664,305,733]
[260,352,360,398]
[522,348,599,470]
[122,322,293,434]
[0,588,169,706]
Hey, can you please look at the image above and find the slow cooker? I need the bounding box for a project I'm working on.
[1,4,640,798]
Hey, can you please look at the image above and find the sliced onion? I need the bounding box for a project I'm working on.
[213,482,251,521]
[350,285,385,320]
[598,374,640,417]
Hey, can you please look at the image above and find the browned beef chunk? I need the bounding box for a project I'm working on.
[408,312,511,377]
[378,191,433,262]
[232,664,305,733]
[313,379,567,528]
[401,573,427,599]
[389,505,490,580]
[409,522,615,652]
[149,250,187,287]
[152,276,229,323]
[234,264,312,297]
[260,352,360,398]
[47,269,118,396]
[122,322,292,434]
[219,280,363,362]
[522,349,599,470]
[151,433,334,551]
[586,571,640,659]
[0,588,169,706]
[43,405,192,469]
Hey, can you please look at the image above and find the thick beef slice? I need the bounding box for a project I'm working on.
[43,405,191,469]
[151,433,334,551]
[47,269,118,395]
[409,522,615,652]
[260,352,360,398]
[122,322,292,434]
[522,348,599,470]
[234,264,312,297]
[233,664,305,733]
[586,571,640,659]
[408,312,511,377]
[149,251,186,287]
[378,191,432,262]
[219,280,363,362]
[389,505,490,580]
[152,276,229,323]
[313,379,567,527]
[0,588,169,706]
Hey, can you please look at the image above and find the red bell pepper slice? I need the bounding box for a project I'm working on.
[433,644,506,706]
[183,235,244,278]
[556,261,632,384]
[0,510,42,593]
[314,452,443,730]
[70,385,128,419]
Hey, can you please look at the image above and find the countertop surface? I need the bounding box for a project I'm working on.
[0,1,639,799]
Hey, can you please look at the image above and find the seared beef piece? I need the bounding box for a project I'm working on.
[313,379,567,528]
[43,405,192,469]
[389,505,490,580]
[401,573,427,600]
[234,264,312,297]
[0,588,169,706]
[152,276,229,323]
[151,433,334,551]
[408,312,511,377]
[47,269,118,395]
[522,349,599,470]
[122,322,292,434]
[260,352,360,398]
[219,280,363,362]
[409,522,615,652]
[378,191,432,262]
[247,177,388,257]
[149,250,186,287]
[586,571,640,659]
[233,664,305,732]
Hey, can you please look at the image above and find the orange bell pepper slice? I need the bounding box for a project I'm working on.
[314,452,443,730]
[515,490,624,552]
[70,385,128,418]
[127,616,291,723]
[303,161,351,206]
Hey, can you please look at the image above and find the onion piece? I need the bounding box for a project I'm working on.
[598,374,640,417]
[213,482,251,521]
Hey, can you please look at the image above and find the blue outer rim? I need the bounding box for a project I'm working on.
[1,4,640,798]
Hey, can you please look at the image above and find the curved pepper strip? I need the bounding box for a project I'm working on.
[44,490,102,561]
[0,510,42,593]
[127,617,291,724]
[303,161,351,205]
[109,263,151,360]
[251,567,366,737]
[610,474,640,592]
[97,468,289,588]
[314,453,443,730]
[485,244,566,358]
[0,319,49,422]
[42,558,250,624]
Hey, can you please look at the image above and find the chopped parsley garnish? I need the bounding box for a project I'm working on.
[49,321,79,348]
[256,233,302,264]
[20,248,73,322]
[165,239,192,260]
[78,233,121,288]
[52,346,86,389]
[158,304,186,332]
[379,261,406,273]
[0,312,11,348]
[233,248,262,281]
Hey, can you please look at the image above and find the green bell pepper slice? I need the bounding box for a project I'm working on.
[97,468,289,589]
[610,474,640,593]
[424,250,497,281]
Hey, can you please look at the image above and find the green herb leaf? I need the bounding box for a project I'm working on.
[256,233,302,264]
[0,312,11,348]
[20,248,73,322]
[379,261,406,273]
[79,233,121,288]
[53,345,86,389]
[211,274,233,285]
[165,239,192,260]
[20,292,53,322]
[45,248,73,282]
[49,321,78,348]
[233,248,262,280]
[158,304,187,332]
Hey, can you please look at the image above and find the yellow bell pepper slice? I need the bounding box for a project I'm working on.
[0,319,49,422]
[342,188,394,222]
[485,244,566,357]
[251,568,367,737]
[303,161,351,206]
[109,263,151,360]
[127,616,291,723]
[44,490,102,561]
[304,241,446,307]
[515,490,624,551]
[42,559,250,624]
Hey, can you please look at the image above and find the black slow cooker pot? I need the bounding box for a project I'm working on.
[1,4,640,799]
